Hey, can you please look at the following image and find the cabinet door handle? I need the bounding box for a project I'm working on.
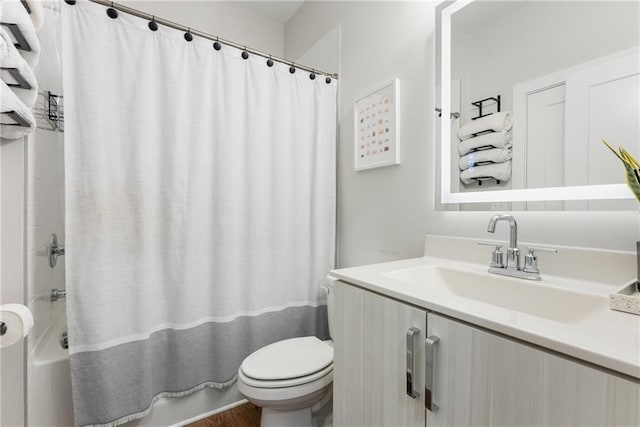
[406,327,420,399]
[425,335,440,412]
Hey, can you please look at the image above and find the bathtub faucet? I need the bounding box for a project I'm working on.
[48,288,66,302]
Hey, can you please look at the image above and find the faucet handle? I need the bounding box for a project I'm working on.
[477,242,504,268]
[523,246,558,274]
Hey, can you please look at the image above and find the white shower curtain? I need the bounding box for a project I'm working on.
[61,2,336,426]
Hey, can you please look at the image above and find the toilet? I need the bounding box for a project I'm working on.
[237,279,335,427]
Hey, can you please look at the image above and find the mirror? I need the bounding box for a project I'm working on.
[438,0,640,209]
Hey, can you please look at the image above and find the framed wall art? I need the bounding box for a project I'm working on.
[354,78,401,171]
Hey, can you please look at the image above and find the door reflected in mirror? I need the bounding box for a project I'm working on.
[438,0,640,210]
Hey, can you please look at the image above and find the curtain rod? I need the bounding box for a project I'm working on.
[78,0,339,79]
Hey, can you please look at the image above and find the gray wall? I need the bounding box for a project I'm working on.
[285,1,639,269]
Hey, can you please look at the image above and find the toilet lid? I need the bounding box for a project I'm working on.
[241,336,333,381]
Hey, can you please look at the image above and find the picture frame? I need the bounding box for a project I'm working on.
[354,78,401,171]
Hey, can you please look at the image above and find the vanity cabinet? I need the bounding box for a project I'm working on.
[334,280,640,427]
[427,313,640,426]
[333,280,427,426]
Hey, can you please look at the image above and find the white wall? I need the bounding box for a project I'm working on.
[121,1,285,56]
[0,137,27,427]
[285,1,639,269]
[286,1,434,267]
[293,24,340,76]
[27,134,65,353]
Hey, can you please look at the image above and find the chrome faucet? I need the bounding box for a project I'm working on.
[487,214,520,271]
[481,215,557,281]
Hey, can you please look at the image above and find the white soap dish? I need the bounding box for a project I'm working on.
[610,281,640,316]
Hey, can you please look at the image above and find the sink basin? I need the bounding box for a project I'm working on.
[383,265,605,323]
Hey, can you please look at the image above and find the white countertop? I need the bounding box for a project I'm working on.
[331,254,640,379]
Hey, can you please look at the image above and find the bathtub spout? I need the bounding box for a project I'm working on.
[48,289,66,302]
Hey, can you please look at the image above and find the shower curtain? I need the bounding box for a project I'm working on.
[61,2,336,426]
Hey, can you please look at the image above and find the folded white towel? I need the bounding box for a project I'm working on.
[0,30,8,62]
[458,130,512,156]
[1,0,41,68]
[460,161,511,185]
[459,148,512,171]
[0,28,38,107]
[25,0,44,31]
[1,80,36,139]
[458,111,513,140]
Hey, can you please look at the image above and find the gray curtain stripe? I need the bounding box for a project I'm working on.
[70,305,328,426]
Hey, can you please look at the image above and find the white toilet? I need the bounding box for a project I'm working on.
[237,280,335,427]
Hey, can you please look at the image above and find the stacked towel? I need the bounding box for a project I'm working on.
[457,111,513,185]
[1,80,36,139]
[0,27,38,107]
[460,162,511,185]
[1,0,41,68]
[458,111,512,140]
[1,0,41,139]
[25,0,45,31]
[458,130,512,156]
[459,148,512,171]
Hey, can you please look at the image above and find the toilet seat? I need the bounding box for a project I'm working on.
[240,361,334,388]
[240,336,333,388]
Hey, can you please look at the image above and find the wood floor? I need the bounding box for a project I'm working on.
[186,403,261,427]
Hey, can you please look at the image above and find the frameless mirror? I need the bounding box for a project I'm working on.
[438,0,640,210]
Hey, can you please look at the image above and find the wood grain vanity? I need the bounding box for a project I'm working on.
[331,237,640,426]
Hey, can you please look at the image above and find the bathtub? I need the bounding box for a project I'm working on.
[28,304,74,426]
[26,304,243,427]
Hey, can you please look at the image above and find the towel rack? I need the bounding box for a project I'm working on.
[0,23,32,52]
[435,108,460,119]
[33,91,64,132]
[1,67,33,90]
[471,95,501,121]
[1,110,31,127]
[1,1,34,51]
[20,0,31,14]
[471,176,501,186]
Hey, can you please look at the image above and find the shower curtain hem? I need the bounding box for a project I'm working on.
[83,376,238,427]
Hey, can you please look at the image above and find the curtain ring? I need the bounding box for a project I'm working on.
[148,15,158,31]
[242,46,249,60]
[309,68,316,80]
[289,62,296,74]
[106,2,118,18]
[266,54,274,68]
[184,27,193,42]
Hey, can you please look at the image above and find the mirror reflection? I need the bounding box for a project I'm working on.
[442,0,639,210]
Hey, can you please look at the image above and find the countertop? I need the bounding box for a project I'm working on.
[331,254,640,380]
